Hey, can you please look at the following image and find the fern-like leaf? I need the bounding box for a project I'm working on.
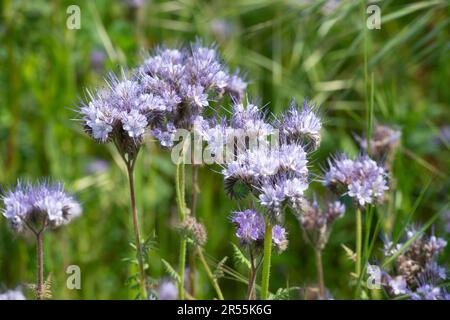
[231,243,251,269]
[161,259,181,283]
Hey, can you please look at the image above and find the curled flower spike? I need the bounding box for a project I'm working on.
[378,227,448,300]
[276,99,322,151]
[1,180,82,234]
[297,198,345,250]
[179,216,208,247]
[355,124,401,159]
[322,153,389,206]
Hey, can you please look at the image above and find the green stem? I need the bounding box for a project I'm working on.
[197,247,224,300]
[261,218,273,300]
[189,165,199,296]
[126,163,147,299]
[176,162,187,300]
[178,238,187,300]
[355,207,362,279]
[315,249,325,300]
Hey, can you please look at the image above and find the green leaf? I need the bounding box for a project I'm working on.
[161,259,181,283]
[231,243,251,270]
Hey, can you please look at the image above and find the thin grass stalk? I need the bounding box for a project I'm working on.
[261,218,273,300]
[197,246,224,300]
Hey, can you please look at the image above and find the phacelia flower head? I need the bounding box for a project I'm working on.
[179,216,208,247]
[78,70,159,160]
[138,41,247,148]
[231,209,288,251]
[323,154,388,206]
[276,99,322,150]
[355,124,401,159]
[1,180,82,234]
[223,142,309,208]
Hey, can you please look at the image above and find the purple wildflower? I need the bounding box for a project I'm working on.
[138,41,247,147]
[323,154,388,206]
[78,71,155,151]
[355,124,401,158]
[380,227,448,299]
[388,276,408,296]
[1,180,82,233]
[0,288,26,300]
[232,209,265,243]
[231,209,288,251]
[272,225,288,251]
[158,281,178,300]
[298,198,345,250]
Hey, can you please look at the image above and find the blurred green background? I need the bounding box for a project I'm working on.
[0,0,449,299]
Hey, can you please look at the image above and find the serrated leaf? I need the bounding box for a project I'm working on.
[231,243,251,270]
[161,259,181,283]
[213,257,228,280]
[268,287,300,300]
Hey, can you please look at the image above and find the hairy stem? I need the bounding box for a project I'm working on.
[126,162,147,299]
[176,162,187,300]
[189,165,199,296]
[261,218,273,300]
[356,207,362,279]
[36,232,44,300]
[315,249,325,299]
[197,247,224,300]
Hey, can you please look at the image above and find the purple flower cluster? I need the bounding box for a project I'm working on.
[139,43,246,148]
[220,100,318,216]
[380,228,448,300]
[323,154,388,206]
[355,124,401,158]
[195,100,273,158]
[231,209,288,251]
[298,198,345,250]
[79,41,247,151]
[79,71,155,145]
[1,181,82,233]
